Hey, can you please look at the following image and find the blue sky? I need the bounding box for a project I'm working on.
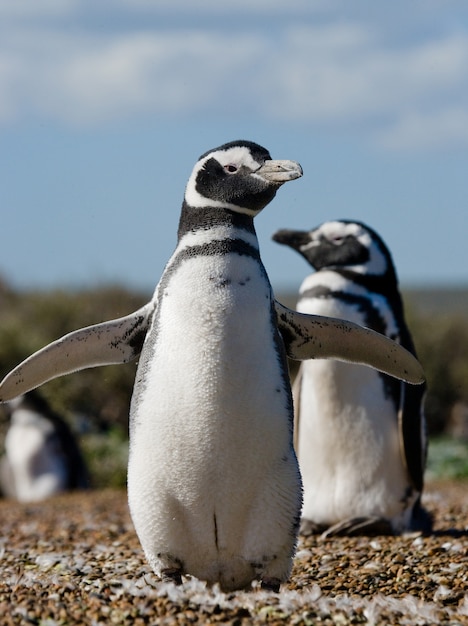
[1,0,467,295]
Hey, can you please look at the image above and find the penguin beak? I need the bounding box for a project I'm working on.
[255,160,303,184]
[272,229,310,250]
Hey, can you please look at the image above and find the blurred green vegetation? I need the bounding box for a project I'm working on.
[0,278,146,430]
[404,289,468,437]
[0,278,147,488]
[80,427,129,489]
[0,277,467,487]
[426,436,468,481]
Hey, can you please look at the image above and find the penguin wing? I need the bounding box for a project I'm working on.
[274,301,425,385]
[291,364,303,452]
[392,320,427,492]
[398,382,426,492]
[0,302,154,402]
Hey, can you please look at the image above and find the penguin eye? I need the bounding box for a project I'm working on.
[330,235,345,245]
[224,164,238,174]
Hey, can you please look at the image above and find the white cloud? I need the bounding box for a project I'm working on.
[0,7,467,151]
[0,0,78,20]
[265,26,468,122]
[90,0,335,18]
[377,107,468,151]
[59,31,265,124]
[0,27,268,125]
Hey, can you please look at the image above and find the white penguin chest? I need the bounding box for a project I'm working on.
[294,275,407,521]
[6,411,54,466]
[5,411,67,501]
[131,251,292,477]
[296,277,399,450]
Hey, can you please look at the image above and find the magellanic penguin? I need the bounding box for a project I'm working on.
[273,219,431,537]
[0,390,88,502]
[0,143,425,591]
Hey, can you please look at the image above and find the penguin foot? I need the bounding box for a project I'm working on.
[300,519,328,536]
[260,577,281,593]
[161,568,183,585]
[410,502,433,535]
[321,516,393,538]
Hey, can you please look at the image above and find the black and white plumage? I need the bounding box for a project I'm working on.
[0,144,425,591]
[273,219,431,536]
[127,141,305,592]
[0,390,88,502]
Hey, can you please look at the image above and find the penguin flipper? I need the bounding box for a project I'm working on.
[291,364,303,452]
[275,301,425,385]
[398,382,427,493]
[0,302,154,402]
[320,516,394,538]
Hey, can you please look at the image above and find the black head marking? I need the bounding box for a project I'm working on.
[179,140,301,238]
[183,140,301,217]
[273,219,400,296]
[195,155,278,212]
[198,140,272,163]
[191,141,276,213]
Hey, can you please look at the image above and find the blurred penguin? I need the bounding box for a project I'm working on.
[0,390,89,501]
[273,220,431,536]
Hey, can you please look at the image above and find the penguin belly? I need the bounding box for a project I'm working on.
[4,410,68,502]
[128,253,301,591]
[295,276,408,528]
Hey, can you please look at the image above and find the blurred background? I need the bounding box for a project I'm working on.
[0,1,467,488]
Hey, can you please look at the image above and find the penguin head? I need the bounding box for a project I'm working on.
[184,140,302,216]
[273,220,397,280]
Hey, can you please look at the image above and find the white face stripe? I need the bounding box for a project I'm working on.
[184,146,264,213]
[297,221,361,252]
[211,146,262,171]
[316,221,365,241]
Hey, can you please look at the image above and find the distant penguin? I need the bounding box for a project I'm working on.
[0,143,425,591]
[273,219,431,536]
[0,390,88,502]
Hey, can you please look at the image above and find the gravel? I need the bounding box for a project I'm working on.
[0,480,467,625]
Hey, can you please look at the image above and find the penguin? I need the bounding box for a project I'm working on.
[0,143,425,591]
[272,219,431,537]
[127,140,305,592]
[0,390,88,501]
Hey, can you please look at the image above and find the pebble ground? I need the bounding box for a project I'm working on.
[0,480,467,625]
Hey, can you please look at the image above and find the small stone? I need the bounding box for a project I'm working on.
[0,481,467,623]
